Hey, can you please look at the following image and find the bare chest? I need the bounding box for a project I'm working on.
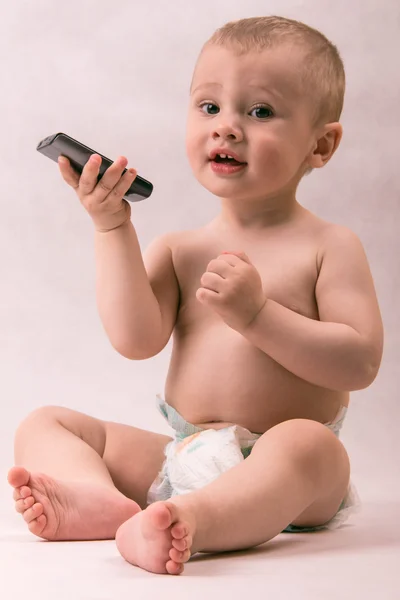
[174,233,321,329]
[163,220,345,432]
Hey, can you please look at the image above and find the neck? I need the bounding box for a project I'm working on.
[214,197,305,234]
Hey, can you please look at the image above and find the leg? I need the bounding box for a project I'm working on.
[115,418,350,575]
[8,405,172,540]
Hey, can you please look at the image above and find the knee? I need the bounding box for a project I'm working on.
[254,419,350,485]
[15,405,107,457]
[15,405,71,437]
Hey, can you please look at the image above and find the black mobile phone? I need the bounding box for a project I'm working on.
[36,132,153,202]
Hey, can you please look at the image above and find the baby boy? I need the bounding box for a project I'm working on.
[8,15,383,575]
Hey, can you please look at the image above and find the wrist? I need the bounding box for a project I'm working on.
[95,218,132,234]
[241,297,268,334]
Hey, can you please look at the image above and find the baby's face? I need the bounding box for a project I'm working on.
[186,44,319,201]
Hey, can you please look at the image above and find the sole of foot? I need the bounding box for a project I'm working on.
[8,466,141,541]
[116,500,196,575]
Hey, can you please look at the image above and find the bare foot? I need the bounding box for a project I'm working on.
[8,466,141,541]
[116,501,196,575]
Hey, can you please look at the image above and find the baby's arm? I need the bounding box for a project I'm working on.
[238,226,384,392]
[95,224,180,360]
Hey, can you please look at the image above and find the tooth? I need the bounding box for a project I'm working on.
[219,154,227,158]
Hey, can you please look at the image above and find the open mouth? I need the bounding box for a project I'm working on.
[211,155,247,166]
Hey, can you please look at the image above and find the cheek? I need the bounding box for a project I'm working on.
[256,137,299,176]
[259,146,280,170]
[185,138,198,174]
[256,145,288,181]
[185,123,201,165]
[185,132,195,158]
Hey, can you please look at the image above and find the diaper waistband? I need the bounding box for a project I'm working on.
[155,394,205,439]
[155,394,347,439]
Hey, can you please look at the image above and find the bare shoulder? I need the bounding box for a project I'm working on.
[162,227,206,246]
[161,228,196,248]
[316,222,372,267]
[160,226,210,264]
[319,222,366,246]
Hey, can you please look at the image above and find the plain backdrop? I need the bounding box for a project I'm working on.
[0,0,399,598]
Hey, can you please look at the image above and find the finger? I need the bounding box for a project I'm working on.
[196,287,218,304]
[58,156,80,189]
[76,154,117,197]
[97,167,137,206]
[217,254,241,267]
[79,154,128,204]
[200,272,225,293]
[221,251,251,264]
[208,257,234,274]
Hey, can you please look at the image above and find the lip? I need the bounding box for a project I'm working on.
[210,161,247,175]
[208,148,247,163]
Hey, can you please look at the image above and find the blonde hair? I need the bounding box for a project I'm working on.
[198,15,346,134]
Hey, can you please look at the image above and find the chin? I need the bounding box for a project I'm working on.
[197,176,249,200]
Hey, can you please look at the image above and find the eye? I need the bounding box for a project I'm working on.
[250,104,274,119]
[198,102,274,119]
[199,102,219,115]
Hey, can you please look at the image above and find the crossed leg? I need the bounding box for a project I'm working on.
[116,418,350,575]
[8,405,173,541]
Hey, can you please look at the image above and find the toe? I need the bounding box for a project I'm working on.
[7,466,30,489]
[19,486,32,499]
[148,502,178,531]
[12,486,31,501]
[171,537,187,551]
[185,534,193,549]
[171,533,192,552]
[171,521,188,539]
[15,499,26,514]
[23,502,44,524]
[145,503,169,532]
[169,547,191,563]
[166,559,184,575]
[28,514,46,535]
[15,497,35,513]
[19,496,35,512]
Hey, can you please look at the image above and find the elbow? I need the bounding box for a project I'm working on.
[361,359,382,389]
[334,360,381,393]
[350,358,382,391]
[349,336,384,391]
[360,341,384,389]
[116,348,154,361]
[112,340,163,361]
[109,325,167,361]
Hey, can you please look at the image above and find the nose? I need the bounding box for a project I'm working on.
[212,119,243,142]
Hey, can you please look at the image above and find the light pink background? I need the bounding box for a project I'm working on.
[0,0,399,597]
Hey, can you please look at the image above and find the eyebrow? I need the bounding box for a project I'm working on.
[191,81,285,101]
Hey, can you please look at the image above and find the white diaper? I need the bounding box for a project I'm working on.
[147,394,361,533]
[148,425,260,502]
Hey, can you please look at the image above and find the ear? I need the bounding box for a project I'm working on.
[309,122,343,169]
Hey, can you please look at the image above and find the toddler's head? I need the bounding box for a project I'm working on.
[186,16,345,206]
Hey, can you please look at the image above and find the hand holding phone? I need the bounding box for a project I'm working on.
[36,132,154,232]
[58,153,136,232]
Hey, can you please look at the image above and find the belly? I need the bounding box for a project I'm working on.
[164,323,348,434]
